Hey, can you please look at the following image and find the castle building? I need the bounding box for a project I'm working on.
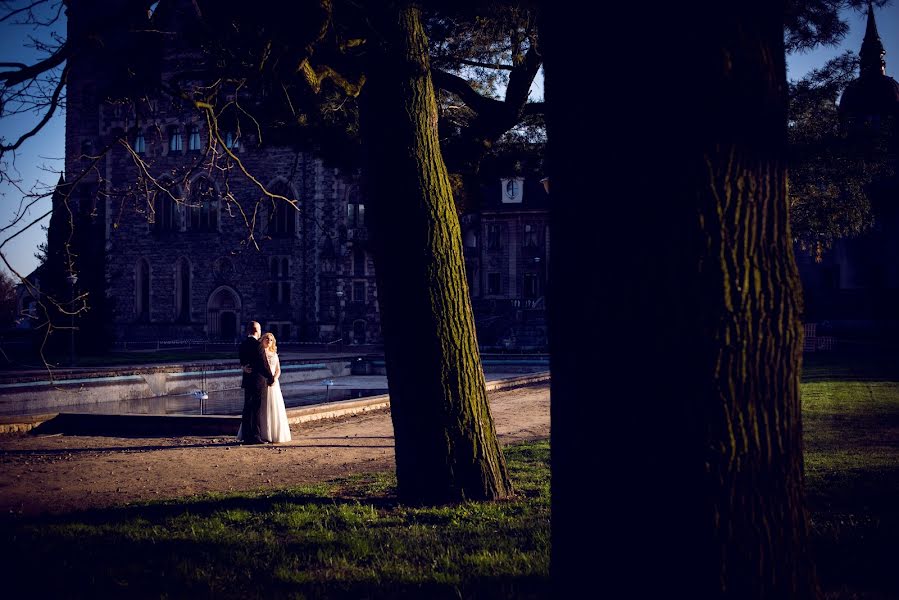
[797,3,899,341]
[17,0,549,352]
[462,177,549,350]
[35,0,377,347]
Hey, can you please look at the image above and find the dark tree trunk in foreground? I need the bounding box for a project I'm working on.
[359,3,512,504]
[543,2,820,597]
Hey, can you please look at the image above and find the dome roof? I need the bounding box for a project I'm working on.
[839,74,899,119]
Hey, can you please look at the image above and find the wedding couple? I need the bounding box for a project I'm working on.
[237,320,291,444]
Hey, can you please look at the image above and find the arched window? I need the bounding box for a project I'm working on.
[188,125,201,151]
[168,126,183,152]
[187,177,219,232]
[133,129,146,154]
[269,256,291,305]
[153,183,178,233]
[135,259,150,321]
[266,181,297,238]
[174,257,191,322]
[225,131,240,149]
[346,187,364,228]
[353,320,367,344]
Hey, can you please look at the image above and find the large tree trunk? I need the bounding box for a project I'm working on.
[543,2,820,597]
[359,3,512,504]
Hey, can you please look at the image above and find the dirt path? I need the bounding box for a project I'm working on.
[0,384,550,516]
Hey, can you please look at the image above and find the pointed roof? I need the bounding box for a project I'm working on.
[838,3,899,121]
[860,1,886,77]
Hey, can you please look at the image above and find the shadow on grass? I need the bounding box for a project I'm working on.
[0,490,549,599]
[806,464,899,599]
[1,443,551,599]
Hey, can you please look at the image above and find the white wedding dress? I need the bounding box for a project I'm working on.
[259,351,291,443]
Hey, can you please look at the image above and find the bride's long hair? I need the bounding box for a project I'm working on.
[261,332,278,354]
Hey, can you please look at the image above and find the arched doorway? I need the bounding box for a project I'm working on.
[220,311,237,341]
[207,286,241,341]
[353,319,367,345]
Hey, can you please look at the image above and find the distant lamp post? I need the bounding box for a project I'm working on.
[540,177,550,194]
[66,273,78,366]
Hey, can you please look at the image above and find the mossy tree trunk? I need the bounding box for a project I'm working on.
[543,2,820,597]
[359,3,512,504]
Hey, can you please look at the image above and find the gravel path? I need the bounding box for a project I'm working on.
[0,384,550,516]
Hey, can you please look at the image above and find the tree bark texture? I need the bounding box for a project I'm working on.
[359,3,513,504]
[543,2,819,597]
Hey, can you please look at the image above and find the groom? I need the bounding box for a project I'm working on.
[238,320,275,445]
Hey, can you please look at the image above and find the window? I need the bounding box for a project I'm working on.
[175,258,191,322]
[187,177,218,232]
[268,182,297,238]
[524,273,539,298]
[353,249,366,277]
[169,128,183,152]
[271,200,296,237]
[524,224,539,248]
[353,281,366,303]
[153,190,177,233]
[134,130,146,154]
[272,201,296,237]
[225,131,240,149]
[346,187,365,228]
[347,201,365,227]
[188,125,201,151]
[487,224,501,250]
[269,257,291,305]
[487,272,501,295]
[353,320,367,344]
[136,259,150,320]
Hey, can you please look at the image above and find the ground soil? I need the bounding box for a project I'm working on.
[0,384,550,516]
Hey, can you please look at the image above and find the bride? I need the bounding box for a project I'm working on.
[257,332,291,443]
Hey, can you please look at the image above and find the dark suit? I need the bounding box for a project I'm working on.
[238,335,275,443]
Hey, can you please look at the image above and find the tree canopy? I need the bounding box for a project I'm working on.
[788,50,895,258]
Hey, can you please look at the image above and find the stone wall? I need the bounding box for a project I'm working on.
[61,1,381,345]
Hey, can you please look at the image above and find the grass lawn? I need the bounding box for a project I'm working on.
[0,352,895,598]
[802,351,899,599]
[0,443,551,599]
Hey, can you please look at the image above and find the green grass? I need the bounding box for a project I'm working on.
[1,352,896,598]
[802,352,899,599]
[0,442,551,599]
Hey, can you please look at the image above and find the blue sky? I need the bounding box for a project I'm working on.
[1,3,898,278]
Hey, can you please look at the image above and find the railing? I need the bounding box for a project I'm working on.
[108,338,373,353]
[110,339,233,352]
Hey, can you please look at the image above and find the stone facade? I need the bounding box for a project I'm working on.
[462,178,549,350]
[48,0,548,350]
[58,0,380,346]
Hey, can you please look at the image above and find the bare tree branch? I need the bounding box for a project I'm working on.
[432,67,505,115]
[0,0,53,24]
[457,58,514,71]
[0,42,68,86]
